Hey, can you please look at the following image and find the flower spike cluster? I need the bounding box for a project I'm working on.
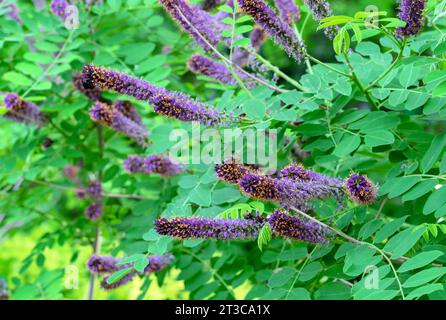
[268,210,329,244]
[303,0,338,39]
[88,254,174,290]
[214,159,260,184]
[237,0,305,61]
[275,0,301,25]
[159,0,222,53]
[72,72,103,102]
[3,93,46,126]
[200,0,223,11]
[124,155,183,176]
[396,0,426,38]
[82,65,227,126]
[344,173,377,205]
[155,216,265,240]
[188,55,255,88]
[89,102,149,146]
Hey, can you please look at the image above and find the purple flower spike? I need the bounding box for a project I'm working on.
[275,0,301,25]
[100,272,136,290]
[396,0,426,38]
[85,203,103,220]
[87,180,102,198]
[155,216,265,240]
[82,65,227,126]
[124,155,183,176]
[87,255,119,274]
[268,210,329,244]
[144,254,175,274]
[200,0,223,11]
[344,173,377,205]
[50,0,68,19]
[304,0,338,39]
[113,100,143,125]
[159,0,222,52]
[89,102,149,146]
[279,164,344,190]
[188,55,255,88]
[72,72,102,102]
[3,93,46,126]
[237,0,305,61]
[214,160,260,184]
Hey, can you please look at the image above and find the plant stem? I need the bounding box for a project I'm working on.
[306,54,351,78]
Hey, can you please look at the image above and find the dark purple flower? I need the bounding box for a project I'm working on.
[3,93,46,126]
[279,164,344,190]
[113,100,143,125]
[72,72,102,102]
[304,0,338,39]
[124,155,183,176]
[144,254,175,274]
[85,203,103,220]
[344,173,377,205]
[1,1,21,23]
[89,102,149,146]
[188,55,255,88]
[214,160,260,184]
[155,216,265,240]
[100,271,136,290]
[82,65,227,126]
[275,0,301,25]
[50,0,68,19]
[396,0,426,38]
[268,210,329,244]
[87,180,102,198]
[63,165,79,179]
[87,255,119,274]
[159,0,222,52]
[200,0,222,11]
[237,0,305,61]
[41,137,54,149]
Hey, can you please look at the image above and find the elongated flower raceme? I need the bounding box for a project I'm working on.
[155,216,265,240]
[159,0,222,52]
[275,0,301,25]
[200,0,222,11]
[124,155,183,176]
[50,0,68,19]
[304,0,338,39]
[237,0,305,61]
[214,160,260,184]
[87,255,120,273]
[72,72,103,102]
[396,0,426,38]
[3,93,46,126]
[188,55,255,88]
[268,210,329,244]
[87,180,102,198]
[89,102,149,146]
[113,100,143,125]
[82,65,227,126]
[239,172,345,211]
[144,254,175,273]
[344,173,377,205]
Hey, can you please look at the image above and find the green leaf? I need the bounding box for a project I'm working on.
[106,267,133,284]
[383,227,426,258]
[402,180,439,202]
[398,251,444,273]
[399,64,421,88]
[423,186,446,215]
[406,284,444,300]
[257,223,271,251]
[333,133,361,157]
[278,247,308,261]
[387,176,421,199]
[374,216,407,243]
[3,71,33,86]
[403,267,446,288]
[268,267,295,288]
[421,133,446,173]
[314,282,351,300]
[364,130,395,147]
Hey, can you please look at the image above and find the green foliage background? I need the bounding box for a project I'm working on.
[1,0,446,300]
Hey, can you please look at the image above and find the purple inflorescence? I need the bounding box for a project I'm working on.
[188,55,255,88]
[268,210,329,244]
[155,216,265,240]
[275,0,301,25]
[304,0,338,39]
[239,171,345,212]
[3,93,46,126]
[82,65,226,126]
[89,102,149,146]
[124,155,183,176]
[50,0,68,19]
[279,164,344,191]
[396,0,426,38]
[113,100,143,125]
[144,254,175,274]
[87,180,102,198]
[72,72,102,102]
[344,173,377,205]
[87,255,119,274]
[214,160,260,184]
[159,0,222,53]
[85,202,103,220]
[1,1,21,23]
[237,0,305,61]
[200,0,222,11]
